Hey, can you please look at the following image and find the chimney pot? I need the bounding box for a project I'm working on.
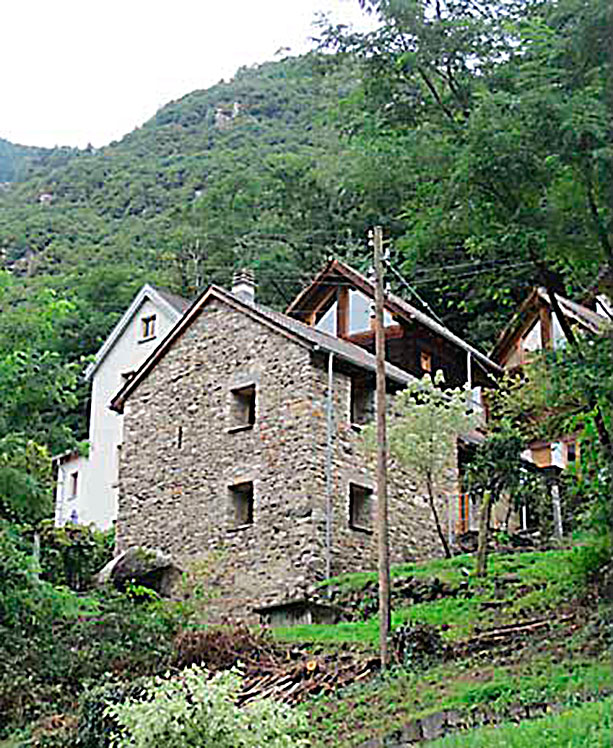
[231,268,256,304]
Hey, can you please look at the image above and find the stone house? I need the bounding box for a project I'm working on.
[53,284,189,528]
[110,264,500,618]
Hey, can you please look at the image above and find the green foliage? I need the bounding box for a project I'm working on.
[425,696,612,747]
[76,677,150,748]
[492,337,613,531]
[0,273,84,523]
[364,373,475,494]
[0,436,53,524]
[105,665,309,748]
[322,0,612,344]
[33,520,114,590]
[309,656,612,747]
[363,373,475,555]
[0,523,182,736]
[275,547,586,646]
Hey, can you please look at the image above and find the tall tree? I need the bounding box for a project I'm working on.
[321,0,612,345]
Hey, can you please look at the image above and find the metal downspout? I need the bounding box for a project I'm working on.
[325,351,334,582]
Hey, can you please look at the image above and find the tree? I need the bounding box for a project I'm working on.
[465,421,541,576]
[364,372,475,557]
[321,0,612,346]
[492,338,613,535]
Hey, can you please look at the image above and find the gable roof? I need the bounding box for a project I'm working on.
[286,259,502,376]
[490,287,609,363]
[110,284,416,414]
[85,284,190,381]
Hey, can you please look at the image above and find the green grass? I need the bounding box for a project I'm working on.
[275,547,584,646]
[310,657,613,747]
[425,696,613,747]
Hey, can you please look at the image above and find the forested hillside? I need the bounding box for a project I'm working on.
[0,139,77,184]
[0,56,363,310]
[0,0,610,475]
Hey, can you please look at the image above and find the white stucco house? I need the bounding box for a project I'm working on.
[54,284,190,529]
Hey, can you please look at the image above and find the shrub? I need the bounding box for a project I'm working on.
[570,534,611,584]
[173,621,280,671]
[105,665,309,748]
[0,523,183,737]
[391,622,445,669]
[76,676,150,748]
[33,519,115,590]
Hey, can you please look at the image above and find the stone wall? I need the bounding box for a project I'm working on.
[117,298,451,620]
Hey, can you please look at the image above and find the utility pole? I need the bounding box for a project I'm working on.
[373,225,391,668]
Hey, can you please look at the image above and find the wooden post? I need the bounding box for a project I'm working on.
[476,490,493,577]
[551,481,563,540]
[373,225,391,668]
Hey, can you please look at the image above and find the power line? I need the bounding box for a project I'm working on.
[384,259,446,326]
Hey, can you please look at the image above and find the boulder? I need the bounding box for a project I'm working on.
[96,546,182,597]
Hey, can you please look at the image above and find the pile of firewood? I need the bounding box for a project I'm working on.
[238,652,379,706]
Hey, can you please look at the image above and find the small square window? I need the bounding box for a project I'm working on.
[69,471,78,499]
[420,350,432,373]
[141,315,156,340]
[351,378,375,428]
[229,384,256,431]
[349,484,373,533]
[228,482,254,528]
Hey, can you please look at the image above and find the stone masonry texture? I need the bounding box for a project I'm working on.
[117,299,452,620]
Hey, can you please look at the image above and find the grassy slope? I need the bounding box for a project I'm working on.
[275,548,588,646]
[425,697,612,747]
[272,544,611,747]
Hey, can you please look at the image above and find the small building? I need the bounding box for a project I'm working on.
[53,284,190,528]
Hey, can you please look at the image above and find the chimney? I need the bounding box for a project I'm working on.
[231,268,256,304]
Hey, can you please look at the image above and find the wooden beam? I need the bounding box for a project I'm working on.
[539,304,552,350]
[337,286,349,338]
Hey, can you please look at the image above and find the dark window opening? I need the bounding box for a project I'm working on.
[230,384,256,430]
[141,315,156,339]
[351,378,375,428]
[177,426,183,449]
[567,441,577,464]
[69,471,78,498]
[349,484,373,533]
[228,481,254,528]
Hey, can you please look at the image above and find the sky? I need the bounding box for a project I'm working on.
[1,0,374,149]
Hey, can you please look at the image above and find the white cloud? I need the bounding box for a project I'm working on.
[0,0,374,148]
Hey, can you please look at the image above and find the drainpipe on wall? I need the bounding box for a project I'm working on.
[325,351,335,583]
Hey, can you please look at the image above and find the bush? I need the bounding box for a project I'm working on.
[106,665,309,748]
[76,676,150,748]
[391,622,445,669]
[33,519,115,591]
[0,523,184,737]
[570,534,612,583]
[173,621,280,671]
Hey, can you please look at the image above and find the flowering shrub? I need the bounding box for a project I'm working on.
[106,665,309,748]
